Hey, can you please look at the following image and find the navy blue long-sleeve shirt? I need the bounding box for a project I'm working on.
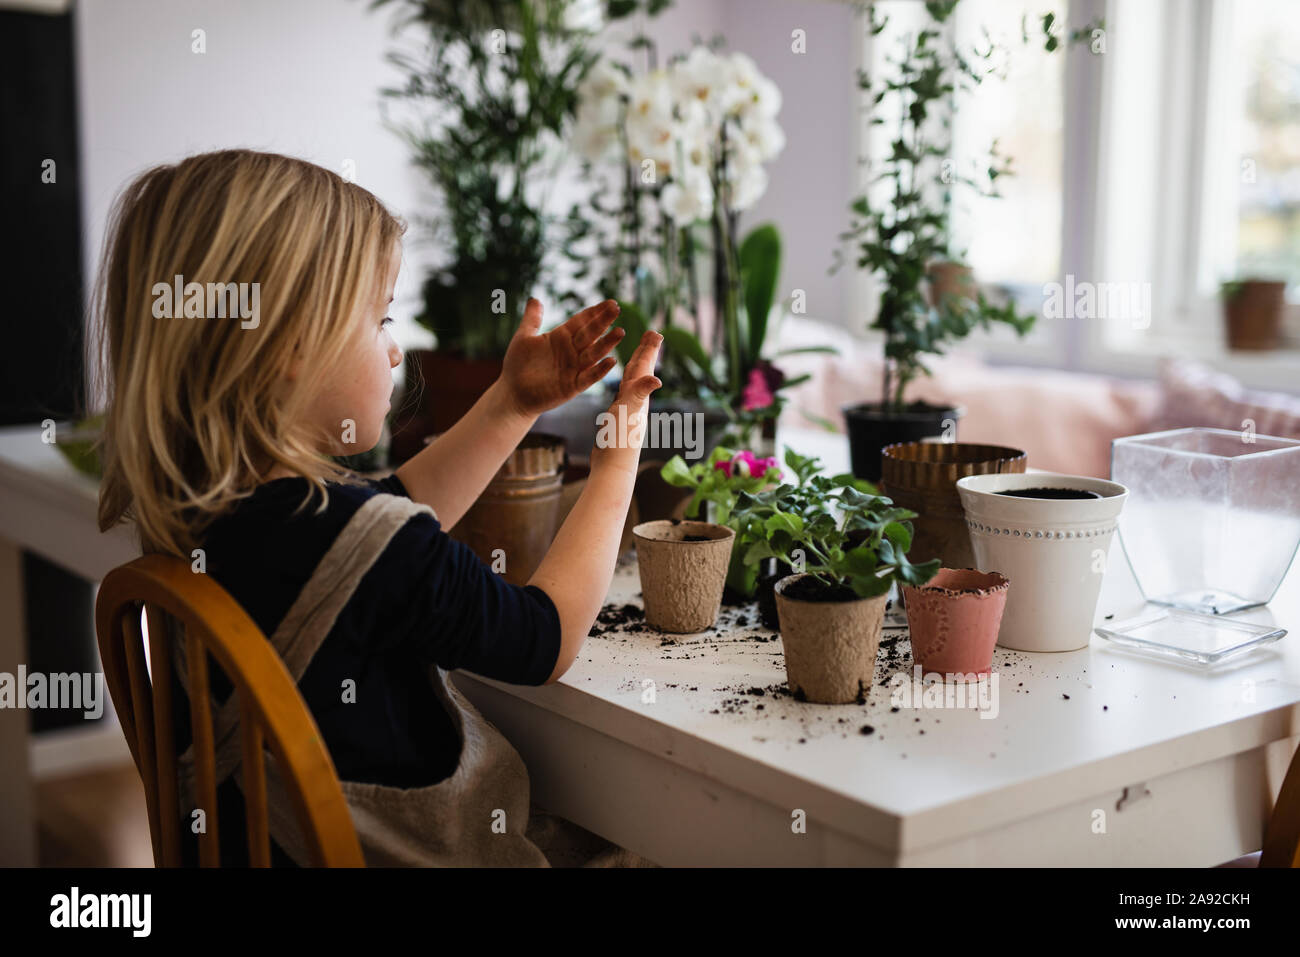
[173,472,562,866]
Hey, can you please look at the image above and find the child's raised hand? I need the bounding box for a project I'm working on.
[590,328,664,476]
[500,297,626,418]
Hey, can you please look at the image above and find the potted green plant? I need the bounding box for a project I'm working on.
[835,4,1100,481]
[728,451,940,703]
[659,445,784,599]
[1220,278,1287,351]
[372,0,638,463]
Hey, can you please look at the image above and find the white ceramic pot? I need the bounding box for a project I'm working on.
[956,472,1128,652]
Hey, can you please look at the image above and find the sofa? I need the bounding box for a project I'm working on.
[771,315,1300,478]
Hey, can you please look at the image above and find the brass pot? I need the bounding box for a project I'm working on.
[447,432,565,585]
[556,458,639,558]
[880,442,1027,569]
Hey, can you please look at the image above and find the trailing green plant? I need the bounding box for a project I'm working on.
[835,1,1103,409]
[729,447,940,598]
[371,0,643,358]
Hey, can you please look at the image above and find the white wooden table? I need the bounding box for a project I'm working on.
[454,428,1300,866]
[0,425,138,866]
[2,423,1297,867]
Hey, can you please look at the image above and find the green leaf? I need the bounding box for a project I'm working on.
[739,224,781,365]
[883,520,913,554]
[849,574,893,599]
[841,544,880,578]
[659,455,695,488]
[765,511,804,537]
[897,556,941,586]
[772,345,840,358]
[660,326,717,385]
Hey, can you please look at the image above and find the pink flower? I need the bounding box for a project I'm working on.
[741,367,775,411]
[716,450,782,480]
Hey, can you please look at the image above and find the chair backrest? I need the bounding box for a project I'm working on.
[94,553,364,867]
[1261,737,1300,867]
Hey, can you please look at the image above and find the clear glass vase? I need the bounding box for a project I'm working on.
[1111,427,1300,614]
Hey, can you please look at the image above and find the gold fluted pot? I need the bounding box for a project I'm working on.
[880,442,1027,569]
[447,432,566,585]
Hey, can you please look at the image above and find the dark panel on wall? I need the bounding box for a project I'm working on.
[0,9,85,426]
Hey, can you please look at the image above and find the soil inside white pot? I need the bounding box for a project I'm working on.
[996,487,1101,500]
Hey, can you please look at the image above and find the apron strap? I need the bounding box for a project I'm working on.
[173,489,436,817]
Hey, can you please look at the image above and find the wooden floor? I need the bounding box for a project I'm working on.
[36,760,154,867]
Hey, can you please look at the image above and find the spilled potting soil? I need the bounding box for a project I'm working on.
[576,554,1119,755]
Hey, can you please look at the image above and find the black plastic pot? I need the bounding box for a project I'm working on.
[537,388,731,465]
[644,394,732,464]
[756,560,796,631]
[843,401,963,483]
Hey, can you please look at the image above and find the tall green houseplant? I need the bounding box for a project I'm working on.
[375,0,621,356]
[370,0,647,461]
[836,1,1101,479]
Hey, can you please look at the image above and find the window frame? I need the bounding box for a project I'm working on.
[851,0,1300,392]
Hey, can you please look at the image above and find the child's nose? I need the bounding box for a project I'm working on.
[388,340,402,367]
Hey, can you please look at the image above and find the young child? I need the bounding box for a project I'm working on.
[94,149,664,867]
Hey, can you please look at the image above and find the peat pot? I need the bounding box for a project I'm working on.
[633,520,734,633]
[774,573,888,704]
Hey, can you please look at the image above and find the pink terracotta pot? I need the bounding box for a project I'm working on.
[902,567,1010,676]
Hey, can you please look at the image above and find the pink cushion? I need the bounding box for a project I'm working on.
[1150,359,1300,439]
[772,316,1159,478]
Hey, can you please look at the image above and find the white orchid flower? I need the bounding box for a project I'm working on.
[572,98,622,162]
[660,164,714,225]
[743,116,786,162]
[562,0,605,34]
[728,163,769,210]
[672,46,731,113]
[579,58,627,105]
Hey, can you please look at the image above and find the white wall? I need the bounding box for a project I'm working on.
[723,0,860,333]
[74,0,858,376]
[76,0,450,357]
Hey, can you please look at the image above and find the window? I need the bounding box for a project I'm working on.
[855,0,1076,362]
[949,0,1066,287]
[1224,0,1300,290]
[1093,0,1299,385]
[856,0,1299,386]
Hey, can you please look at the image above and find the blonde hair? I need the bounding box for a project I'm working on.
[93,149,406,557]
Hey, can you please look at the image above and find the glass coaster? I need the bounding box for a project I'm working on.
[1094,608,1287,665]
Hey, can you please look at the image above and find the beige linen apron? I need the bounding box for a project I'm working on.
[171,490,649,867]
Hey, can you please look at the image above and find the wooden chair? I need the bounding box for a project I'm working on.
[94,553,364,867]
[1259,736,1300,867]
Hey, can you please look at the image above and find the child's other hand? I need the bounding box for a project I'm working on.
[501,297,625,418]
[590,329,663,476]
